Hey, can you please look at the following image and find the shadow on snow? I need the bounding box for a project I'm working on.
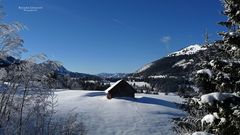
[150,111,185,117]
[83,91,106,97]
[83,91,182,110]
[114,96,181,110]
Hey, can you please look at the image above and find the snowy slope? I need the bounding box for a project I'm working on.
[168,44,207,57]
[136,63,153,73]
[135,44,206,75]
[55,90,185,135]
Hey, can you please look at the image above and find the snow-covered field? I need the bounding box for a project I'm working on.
[55,90,185,135]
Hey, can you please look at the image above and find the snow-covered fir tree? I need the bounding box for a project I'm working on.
[174,0,240,134]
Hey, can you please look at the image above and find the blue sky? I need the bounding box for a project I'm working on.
[4,0,226,74]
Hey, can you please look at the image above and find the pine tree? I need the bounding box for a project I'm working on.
[174,0,240,134]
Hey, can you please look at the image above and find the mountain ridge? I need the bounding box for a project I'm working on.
[134,44,207,77]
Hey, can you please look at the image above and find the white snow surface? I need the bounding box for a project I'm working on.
[127,81,151,88]
[190,86,200,92]
[55,90,185,135]
[136,63,153,73]
[169,44,207,57]
[200,92,234,106]
[233,110,240,116]
[85,80,98,83]
[201,113,226,132]
[148,75,167,79]
[172,59,193,69]
[201,114,217,126]
[192,132,214,135]
[197,69,212,78]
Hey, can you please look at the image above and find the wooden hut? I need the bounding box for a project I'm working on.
[105,80,136,99]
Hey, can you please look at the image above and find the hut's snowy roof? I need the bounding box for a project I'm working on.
[105,80,123,93]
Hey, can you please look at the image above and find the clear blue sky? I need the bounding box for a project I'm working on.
[4,0,226,74]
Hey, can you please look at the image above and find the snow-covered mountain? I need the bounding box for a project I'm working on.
[38,60,101,80]
[168,44,207,57]
[135,44,207,77]
[97,73,128,79]
[0,57,101,81]
[38,60,68,74]
[132,44,209,92]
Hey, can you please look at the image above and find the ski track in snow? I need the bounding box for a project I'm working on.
[55,90,185,135]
